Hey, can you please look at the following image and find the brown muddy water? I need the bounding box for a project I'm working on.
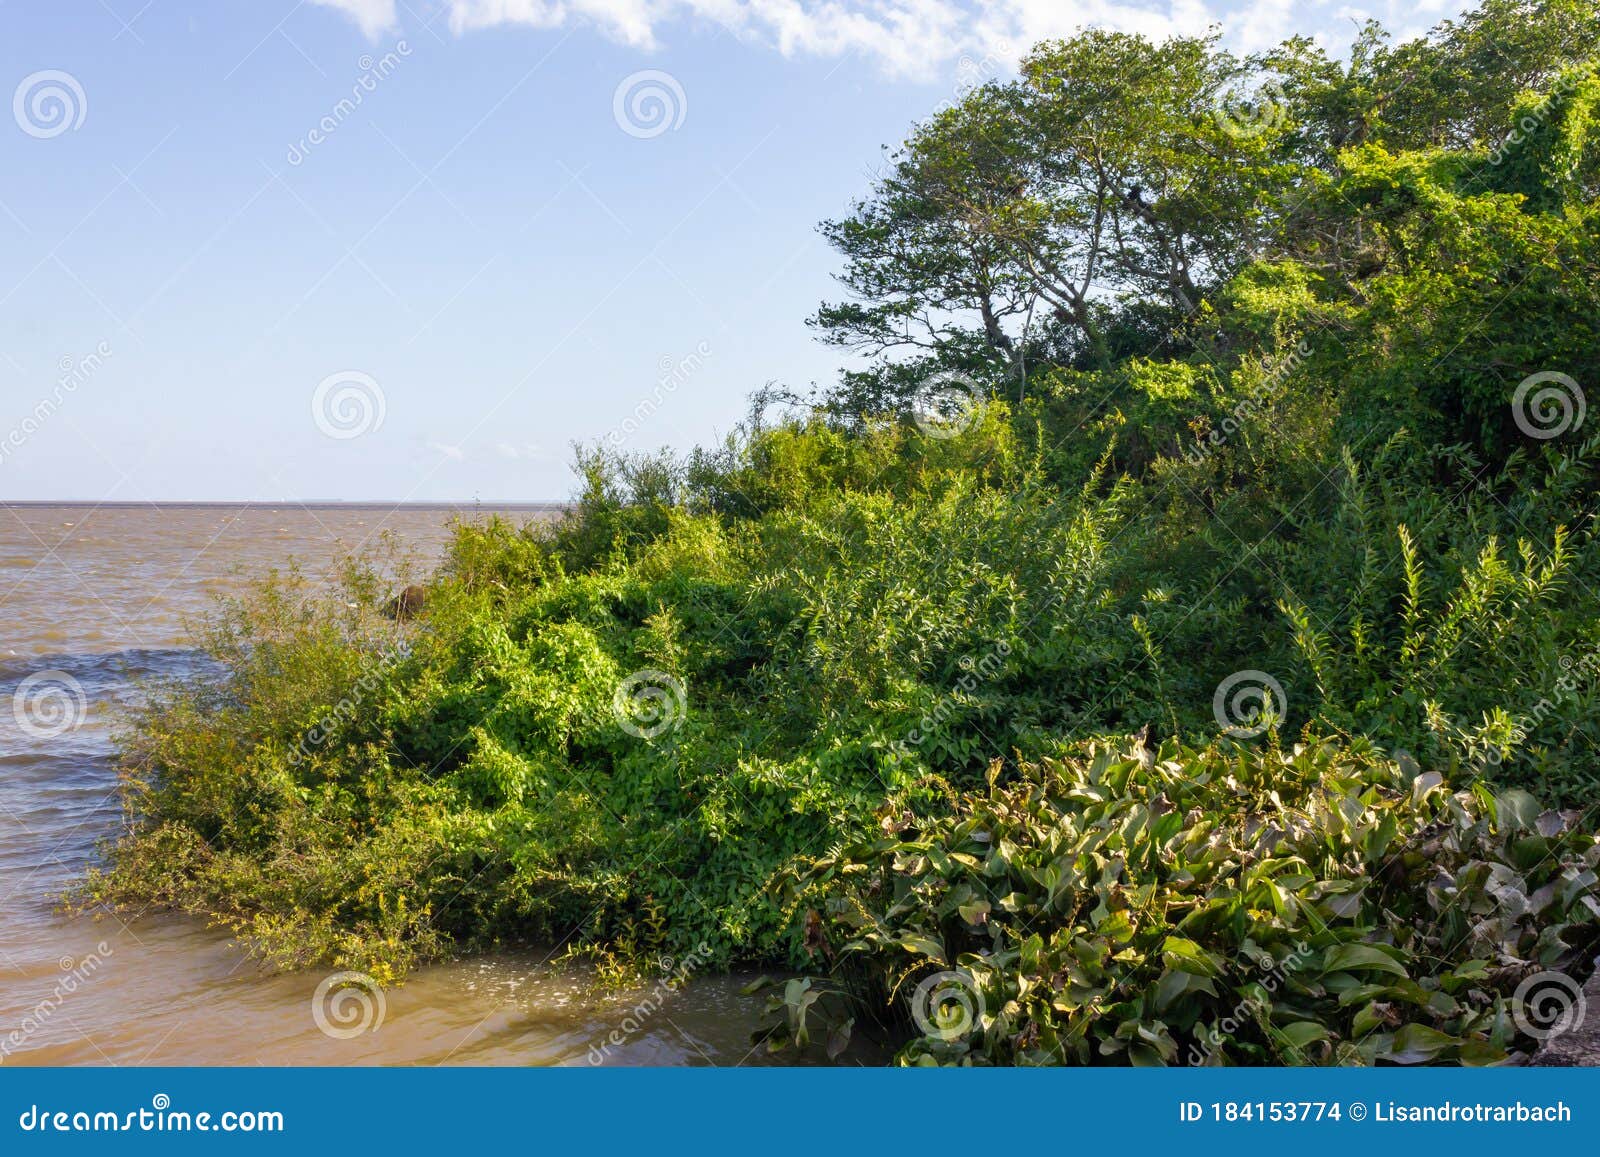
[0,504,786,1066]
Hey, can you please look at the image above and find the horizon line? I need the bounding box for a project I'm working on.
[0,499,572,509]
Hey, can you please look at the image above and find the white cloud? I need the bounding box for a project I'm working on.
[496,440,553,460]
[317,0,1479,76]
[1231,0,1295,53]
[310,0,399,39]
[449,0,665,47]
[438,0,1223,77]
[427,440,466,460]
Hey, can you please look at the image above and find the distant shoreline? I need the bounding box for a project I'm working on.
[0,500,570,511]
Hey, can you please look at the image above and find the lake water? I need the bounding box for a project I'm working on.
[0,504,785,1066]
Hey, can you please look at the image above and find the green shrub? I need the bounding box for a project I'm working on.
[84,404,1600,985]
[773,737,1600,1065]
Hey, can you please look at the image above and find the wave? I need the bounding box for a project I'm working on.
[0,646,222,690]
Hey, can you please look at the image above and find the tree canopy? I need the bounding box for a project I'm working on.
[811,0,1600,463]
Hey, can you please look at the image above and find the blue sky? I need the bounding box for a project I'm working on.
[1,0,1470,502]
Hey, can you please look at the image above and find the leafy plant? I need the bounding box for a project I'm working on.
[776,738,1600,1065]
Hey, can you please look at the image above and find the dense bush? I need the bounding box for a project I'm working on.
[772,739,1600,1065]
[85,394,1600,990]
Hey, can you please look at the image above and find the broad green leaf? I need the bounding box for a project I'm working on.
[1322,943,1409,978]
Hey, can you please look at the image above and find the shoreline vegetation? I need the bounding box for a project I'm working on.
[83,0,1600,1065]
